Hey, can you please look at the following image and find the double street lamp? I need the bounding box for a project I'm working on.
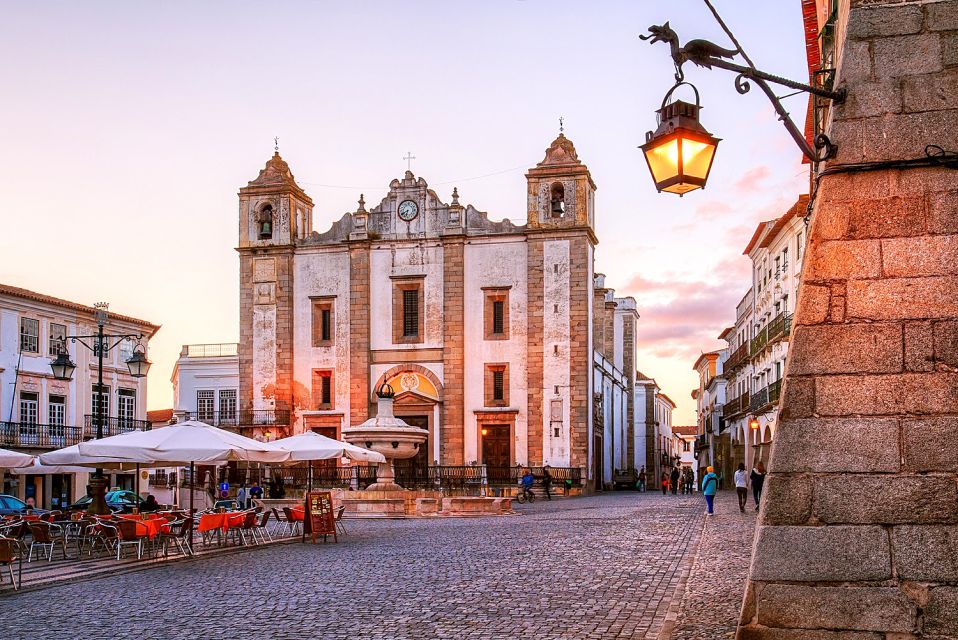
[49,302,152,514]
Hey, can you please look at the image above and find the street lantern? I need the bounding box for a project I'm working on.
[640,83,720,196]
[125,344,152,378]
[749,417,760,431]
[50,349,77,381]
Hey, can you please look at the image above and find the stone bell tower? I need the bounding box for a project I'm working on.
[525,132,596,483]
[236,151,313,437]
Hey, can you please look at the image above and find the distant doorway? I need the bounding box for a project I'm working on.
[481,424,511,485]
[394,415,430,485]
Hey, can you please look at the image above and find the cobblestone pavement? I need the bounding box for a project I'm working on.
[669,491,758,640]
[0,492,707,640]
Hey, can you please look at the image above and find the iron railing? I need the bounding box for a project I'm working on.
[725,342,750,371]
[767,312,793,345]
[723,392,750,418]
[83,415,151,437]
[181,464,584,493]
[750,325,769,356]
[184,409,291,427]
[768,379,783,405]
[0,422,82,449]
[695,434,708,451]
[750,387,770,412]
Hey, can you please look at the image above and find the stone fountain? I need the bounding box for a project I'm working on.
[342,383,428,491]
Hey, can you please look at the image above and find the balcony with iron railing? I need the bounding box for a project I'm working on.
[183,409,291,428]
[768,379,783,405]
[750,325,769,356]
[0,422,82,449]
[725,342,750,372]
[766,312,793,345]
[723,392,750,418]
[83,415,152,438]
[750,386,770,412]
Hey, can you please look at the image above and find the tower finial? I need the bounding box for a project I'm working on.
[274,136,279,153]
[358,193,366,212]
[559,116,564,135]
[451,187,459,205]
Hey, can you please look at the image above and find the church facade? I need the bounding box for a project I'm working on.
[236,134,637,487]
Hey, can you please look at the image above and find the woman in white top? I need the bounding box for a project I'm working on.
[734,463,748,513]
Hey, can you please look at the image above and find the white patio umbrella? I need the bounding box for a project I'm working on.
[11,460,92,475]
[274,431,385,491]
[0,447,34,469]
[78,420,291,541]
[274,431,385,463]
[39,444,143,470]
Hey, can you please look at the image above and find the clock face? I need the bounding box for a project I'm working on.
[398,199,419,222]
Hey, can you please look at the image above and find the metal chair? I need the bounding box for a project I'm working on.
[282,507,301,537]
[254,510,272,543]
[27,521,68,562]
[111,520,144,560]
[238,511,259,546]
[157,517,193,557]
[334,505,347,538]
[0,537,20,591]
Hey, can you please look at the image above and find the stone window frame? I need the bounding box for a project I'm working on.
[19,317,39,353]
[484,363,510,407]
[482,286,511,341]
[310,296,336,347]
[391,276,425,345]
[312,369,334,410]
[48,322,66,357]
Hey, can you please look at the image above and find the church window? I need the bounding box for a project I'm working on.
[403,290,418,336]
[550,182,565,217]
[483,287,510,340]
[258,204,274,240]
[312,370,334,410]
[311,298,335,347]
[392,279,424,344]
[485,364,509,407]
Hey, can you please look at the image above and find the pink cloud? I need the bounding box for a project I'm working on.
[734,165,772,192]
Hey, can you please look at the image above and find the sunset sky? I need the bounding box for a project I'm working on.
[0,0,808,424]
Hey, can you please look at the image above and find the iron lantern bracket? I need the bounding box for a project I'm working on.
[641,23,846,163]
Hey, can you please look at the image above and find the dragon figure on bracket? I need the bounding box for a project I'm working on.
[640,22,739,82]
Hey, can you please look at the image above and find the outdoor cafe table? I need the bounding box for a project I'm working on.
[198,512,246,545]
[118,514,168,540]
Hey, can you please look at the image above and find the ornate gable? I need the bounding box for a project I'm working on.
[537,134,582,167]
[247,152,303,190]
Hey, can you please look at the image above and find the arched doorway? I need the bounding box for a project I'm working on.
[373,366,443,482]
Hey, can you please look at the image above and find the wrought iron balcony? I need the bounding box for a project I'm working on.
[750,387,770,412]
[768,379,783,405]
[725,342,750,372]
[750,325,769,356]
[767,312,793,345]
[0,422,82,449]
[723,392,750,418]
[83,415,152,438]
[694,434,709,451]
[184,409,291,428]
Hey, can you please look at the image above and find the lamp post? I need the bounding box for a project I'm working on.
[49,302,151,515]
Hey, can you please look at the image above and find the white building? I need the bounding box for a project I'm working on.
[0,284,158,508]
[673,425,698,487]
[692,350,728,482]
[171,343,241,428]
[721,195,808,472]
[633,372,676,485]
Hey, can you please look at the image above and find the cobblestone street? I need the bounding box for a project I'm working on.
[0,492,728,640]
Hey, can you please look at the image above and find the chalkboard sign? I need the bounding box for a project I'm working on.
[302,491,337,543]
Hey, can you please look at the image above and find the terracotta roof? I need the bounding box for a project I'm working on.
[657,393,676,408]
[742,219,775,256]
[672,425,698,437]
[759,195,810,248]
[635,369,653,381]
[147,409,174,424]
[801,0,821,164]
[0,283,160,333]
[692,351,720,371]
[718,326,735,341]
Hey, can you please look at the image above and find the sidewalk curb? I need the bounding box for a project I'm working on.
[656,512,707,640]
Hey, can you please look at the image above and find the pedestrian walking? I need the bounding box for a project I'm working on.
[750,461,767,511]
[236,484,248,510]
[701,466,718,515]
[542,465,553,501]
[661,472,669,495]
[685,468,695,494]
[637,466,647,492]
[670,466,680,496]
[734,463,748,512]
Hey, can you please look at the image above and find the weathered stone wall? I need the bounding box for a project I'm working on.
[738,0,958,637]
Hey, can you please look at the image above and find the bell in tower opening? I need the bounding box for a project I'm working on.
[258,204,274,240]
[550,182,565,217]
